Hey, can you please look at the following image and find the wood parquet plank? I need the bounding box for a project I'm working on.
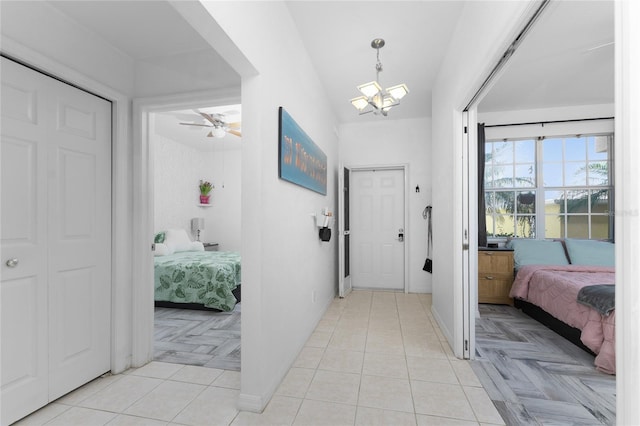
[471,304,615,425]
[153,305,241,371]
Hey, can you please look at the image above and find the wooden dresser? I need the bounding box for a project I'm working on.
[478,248,514,305]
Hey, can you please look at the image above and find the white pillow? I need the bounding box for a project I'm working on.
[189,241,205,252]
[154,243,173,256]
[164,228,192,253]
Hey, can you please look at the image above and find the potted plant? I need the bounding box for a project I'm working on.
[199,180,213,204]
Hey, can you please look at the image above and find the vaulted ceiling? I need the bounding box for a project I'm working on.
[46,0,614,126]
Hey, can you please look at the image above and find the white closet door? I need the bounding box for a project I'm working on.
[1,57,112,425]
[1,56,50,425]
[46,64,112,401]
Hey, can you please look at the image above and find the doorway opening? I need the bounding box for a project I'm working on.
[149,104,242,371]
[341,165,409,293]
[462,1,618,423]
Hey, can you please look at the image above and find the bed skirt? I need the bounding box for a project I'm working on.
[155,285,241,312]
[514,298,595,356]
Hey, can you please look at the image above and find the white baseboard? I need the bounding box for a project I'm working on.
[237,393,265,413]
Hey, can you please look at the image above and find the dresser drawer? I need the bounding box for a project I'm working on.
[478,250,514,305]
[478,250,514,275]
[478,277,513,305]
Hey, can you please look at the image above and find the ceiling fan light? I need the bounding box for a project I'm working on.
[211,127,226,138]
[350,96,369,111]
[357,81,382,98]
[387,84,409,101]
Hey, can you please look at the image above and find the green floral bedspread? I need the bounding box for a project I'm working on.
[154,251,241,311]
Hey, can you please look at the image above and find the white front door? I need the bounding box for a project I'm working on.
[350,168,405,290]
[1,57,112,425]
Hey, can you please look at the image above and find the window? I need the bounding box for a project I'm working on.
[485,134,613,240]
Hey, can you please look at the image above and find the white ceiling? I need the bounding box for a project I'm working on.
[49,0,241,96]
[46,0,614,130]
[50,0,210,59]
[478,0,614,113]
[286,1,465,123]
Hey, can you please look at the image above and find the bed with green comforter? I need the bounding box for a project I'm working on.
[154,251,241,311]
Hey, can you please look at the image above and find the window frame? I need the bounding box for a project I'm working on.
[484,133,614,241]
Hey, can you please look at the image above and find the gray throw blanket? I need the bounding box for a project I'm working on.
[577,284,615,316]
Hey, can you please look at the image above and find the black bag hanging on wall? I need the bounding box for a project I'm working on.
[423,206,433,273]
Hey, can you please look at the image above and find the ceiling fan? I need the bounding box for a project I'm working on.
[179,110,241,138]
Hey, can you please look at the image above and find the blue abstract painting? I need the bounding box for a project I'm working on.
[278,107,327,195]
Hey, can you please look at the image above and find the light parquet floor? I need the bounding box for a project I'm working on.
[471,304,616,425]
[153,304,241,371]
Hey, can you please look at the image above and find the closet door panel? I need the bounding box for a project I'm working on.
[1,57,50,426]
[47,78,111,401]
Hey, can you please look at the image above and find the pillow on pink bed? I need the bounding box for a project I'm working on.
[564,238,614,267]
[507,238,570,270]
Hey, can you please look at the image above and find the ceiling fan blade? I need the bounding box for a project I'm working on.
[228,129,242,137]
[227,122,241,129]
[199,112,221,127]
[179,122,213,127]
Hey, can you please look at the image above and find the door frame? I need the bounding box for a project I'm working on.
[131,88,241,365]
[461,110,477,360]
[338,164,352,298]
[344,163,410,293]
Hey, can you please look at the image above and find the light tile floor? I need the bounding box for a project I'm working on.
[16,291,504,426]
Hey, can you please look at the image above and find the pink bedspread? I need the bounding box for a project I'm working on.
[510,265,616,374]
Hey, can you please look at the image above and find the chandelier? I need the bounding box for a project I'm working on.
[350,38,409,116]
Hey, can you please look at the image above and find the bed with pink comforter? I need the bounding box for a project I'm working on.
[510,264,616,374]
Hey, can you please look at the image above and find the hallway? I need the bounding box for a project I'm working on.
[16,291,503,425]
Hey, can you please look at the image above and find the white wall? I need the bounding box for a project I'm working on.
[134,49,240,98]
[430,1,535,356]
[204,143,242,251]
[339,118,432,292]
[197,1,339,412]
[152,126,242,250]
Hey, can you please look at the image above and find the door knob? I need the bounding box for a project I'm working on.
[6,258,19,268]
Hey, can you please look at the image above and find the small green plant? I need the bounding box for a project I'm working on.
[199,180,213,195]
